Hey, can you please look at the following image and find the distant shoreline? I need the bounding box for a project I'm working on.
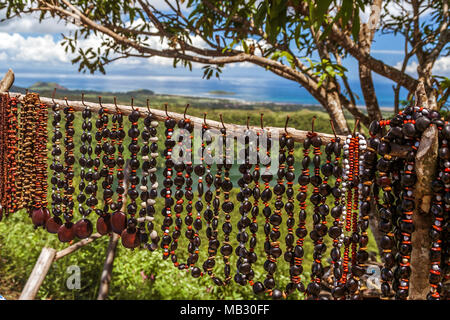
[13,81,395,111]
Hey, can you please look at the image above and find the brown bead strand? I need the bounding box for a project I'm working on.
[30,100,50,228]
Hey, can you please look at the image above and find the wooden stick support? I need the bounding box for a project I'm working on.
[97,233,119,300]
[19,233,104,300]
[19,247,57,300]
[3,91,344,146]
[55,233,103,261]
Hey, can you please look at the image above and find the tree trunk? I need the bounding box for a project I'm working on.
[409,83,439,299]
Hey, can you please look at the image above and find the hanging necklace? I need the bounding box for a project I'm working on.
[193,115,207,276]
[219,114,233,285]
[307,116,326,300]
[20,93,38,214]
[428,120,447,299]
[110,99,127,235]
[235,117,254,286]
[58,99,76,242]
[294,118,312,296]
[246,115,266,290]
[0,95,19,218]
[202,121,222,283]
[104,99,124,235]
[47,97,64,233]
[141,101,160,251]
[161,105,176,259]
[262,122,286,300]
[183,113,200,275]
[121,101,141,249]
[370,118,396,299]
[74,97,93,239]
[395,106,420,300]
[327,121,345,299]
[170,108,189,268]
[100,100,115,232]
[34,101,49,221]
[283,118,299,297]
[253,118,272,295]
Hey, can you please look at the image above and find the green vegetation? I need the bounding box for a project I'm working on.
[207,90,236,96]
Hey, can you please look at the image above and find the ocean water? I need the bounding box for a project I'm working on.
[11,70,403,108]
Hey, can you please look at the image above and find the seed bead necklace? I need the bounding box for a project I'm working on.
[328,127,345,299]
[219,117,233,286]
[161,107,176,259]
[74,101,93,239]
[252,122,272,296]
[307,118,326,300]
[262,130,286,300]
[48,100,64,233]
[284,124,299,297]
[58,101,75,242]
[141,103,160,251]
[121,106,141,249]
[235,120,255,286]
[428,121,447,299]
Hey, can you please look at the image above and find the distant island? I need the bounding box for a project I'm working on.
[207,90,236,96]
[29,81,68,91]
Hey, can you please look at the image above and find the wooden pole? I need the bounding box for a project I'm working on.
[18,233,104,300]
[55,233,103,261]
[19,247,57,300]
[97,233,120,300]
[0,69,14,92]
[3,91,344,146]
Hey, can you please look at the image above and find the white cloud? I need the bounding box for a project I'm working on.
[0,11,77,34]
[394,56,450,76]
[0,33,70,63]
[433,56,450,75]
[371,49,404,55]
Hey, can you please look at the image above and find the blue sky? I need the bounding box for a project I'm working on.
[0,3,448,106]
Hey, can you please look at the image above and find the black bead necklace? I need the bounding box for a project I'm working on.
[202,125,219,282]
[100,103,115,231]
[283,122,300,297]
[161,106,176,259]
[106,102,125,235]
[58,101,75,242]
[370,118,396,299]
[121,105,141,249]
[252,120,273,296]
[219,116,233,285]
[235,119,254,286]
[141,103,160,251]
[295,122,312,295]
[306,118,325,300]
[395,107,420,299]
[48,101,64,233]
[184,117,198,274]
[261,128,286,300]
[74,99,93,239]
[427,120,447,299]
[327,125,345,299]
[170,115,187,268]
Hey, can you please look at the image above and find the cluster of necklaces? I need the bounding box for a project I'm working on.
[0,91,448,300]
[0,92,48,222]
